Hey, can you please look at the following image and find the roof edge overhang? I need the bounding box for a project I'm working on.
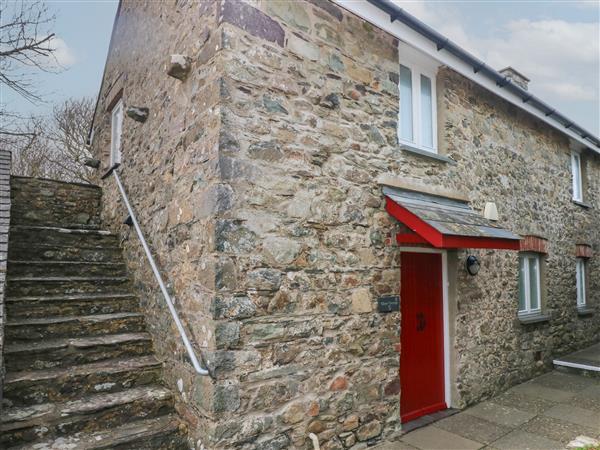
[332,0,600,155]
[87,0,124,146]
[385,197,521,250]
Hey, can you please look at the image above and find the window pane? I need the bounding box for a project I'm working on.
[111,101,123,164]
[529,257,540,310]
[399,65,413,142]
[420,74,433,148]
[518,257,527,312]
[577,259,586,306]
[572,153,582,201]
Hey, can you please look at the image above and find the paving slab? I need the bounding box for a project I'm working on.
[433,412,511,445]
[491,389,557,415]
[509,381,576,403]
[531,371,597,392]
[463,401,535,428]
[400,426,484,450]
[490,429,563,450]
[373,441,419,450]
[522,415,600,445]
[571,385,600,412]
[542,403,600,429]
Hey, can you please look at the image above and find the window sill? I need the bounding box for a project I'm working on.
[518,312,550,325]
[572,199,591,209]
[401,143,457,165]
[577,306,594,316]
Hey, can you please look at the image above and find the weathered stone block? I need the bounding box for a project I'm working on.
[255,433,291,450]
[351,288,372,313]
[287,32,320,61]
[212,296,256,319]
[307,0,343,21]
[263,236,302,266]
[215,321,240,349]
[215,219,257,253]
[247,268,282,291]
[263,95,288,115]
[356,420,382,441]
[267,1,311,31]
[213,382,241,413]
[248,141,284,161]
[167,54,191,80]
[125,106,149,122]
[219,0,285,47]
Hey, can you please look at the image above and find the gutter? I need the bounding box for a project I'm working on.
[366,0,600,152]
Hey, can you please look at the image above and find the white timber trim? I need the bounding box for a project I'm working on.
[332,0,600,154]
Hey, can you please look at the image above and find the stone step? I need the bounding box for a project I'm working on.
[0,385,174,447]
[3,356,162,407]
[4,332,153,371]
[6,414,189,450]
[9,225,119,247]
[6,276,131,297]
[6,293,140,319]
[8,260,127,277]
[5,312,145,342]
[8,241,123,262]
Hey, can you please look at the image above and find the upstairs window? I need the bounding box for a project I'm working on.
[519,253,542,315]
[571,151,583,202]
[576,258,587,308]
[110,98,123,166]
[398,63,437,153]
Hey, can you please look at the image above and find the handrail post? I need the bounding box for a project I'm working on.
[111,169,209,376]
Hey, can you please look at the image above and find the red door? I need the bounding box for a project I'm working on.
[400,252,446,423]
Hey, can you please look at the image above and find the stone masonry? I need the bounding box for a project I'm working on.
[0,149,10,411]
[1,176,188,448]
[90,1,600,448]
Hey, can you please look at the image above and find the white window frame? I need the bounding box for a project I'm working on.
[519,253,542,315]
[571,151,583,202]
[110,98,124,166]
[398,44,438,154]
[576,258,587,308]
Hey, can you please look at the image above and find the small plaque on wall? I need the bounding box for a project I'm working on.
[377,295,399,313]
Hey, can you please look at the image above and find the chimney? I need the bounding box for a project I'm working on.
[499,67,530,90]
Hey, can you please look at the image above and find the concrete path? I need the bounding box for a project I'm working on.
[376,369,600,450]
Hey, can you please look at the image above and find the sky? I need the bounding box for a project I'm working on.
[2,0,600,136]
[1,0,119,118]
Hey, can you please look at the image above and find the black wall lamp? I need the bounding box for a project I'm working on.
[466,255,480,276]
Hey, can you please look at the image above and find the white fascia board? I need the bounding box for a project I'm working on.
[333,0,600,155]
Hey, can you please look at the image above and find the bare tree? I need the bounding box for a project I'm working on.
[11,98,95,183]
[0,0,61,166]
[8,116,48,178]
[45,98,95,183]
[0,0,57,104]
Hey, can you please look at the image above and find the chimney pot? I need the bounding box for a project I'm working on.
[499,66,530,90]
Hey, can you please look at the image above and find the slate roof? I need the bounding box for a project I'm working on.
[383,186,520,241]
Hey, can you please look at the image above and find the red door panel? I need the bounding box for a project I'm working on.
[400,252,446,423]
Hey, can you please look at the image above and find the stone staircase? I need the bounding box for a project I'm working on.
[1,177,189,449]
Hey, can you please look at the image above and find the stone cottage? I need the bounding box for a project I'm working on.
[86,0,599,448]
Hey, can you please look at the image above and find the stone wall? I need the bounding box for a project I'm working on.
[0,150,10,412]
[213,2,404,448]
[438,68,600,404]
[90,1,600,448]
[89,1,224,446]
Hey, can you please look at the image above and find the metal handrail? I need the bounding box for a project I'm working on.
[109,168,209,376]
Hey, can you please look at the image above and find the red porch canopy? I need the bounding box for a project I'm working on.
[384,186,520,250]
